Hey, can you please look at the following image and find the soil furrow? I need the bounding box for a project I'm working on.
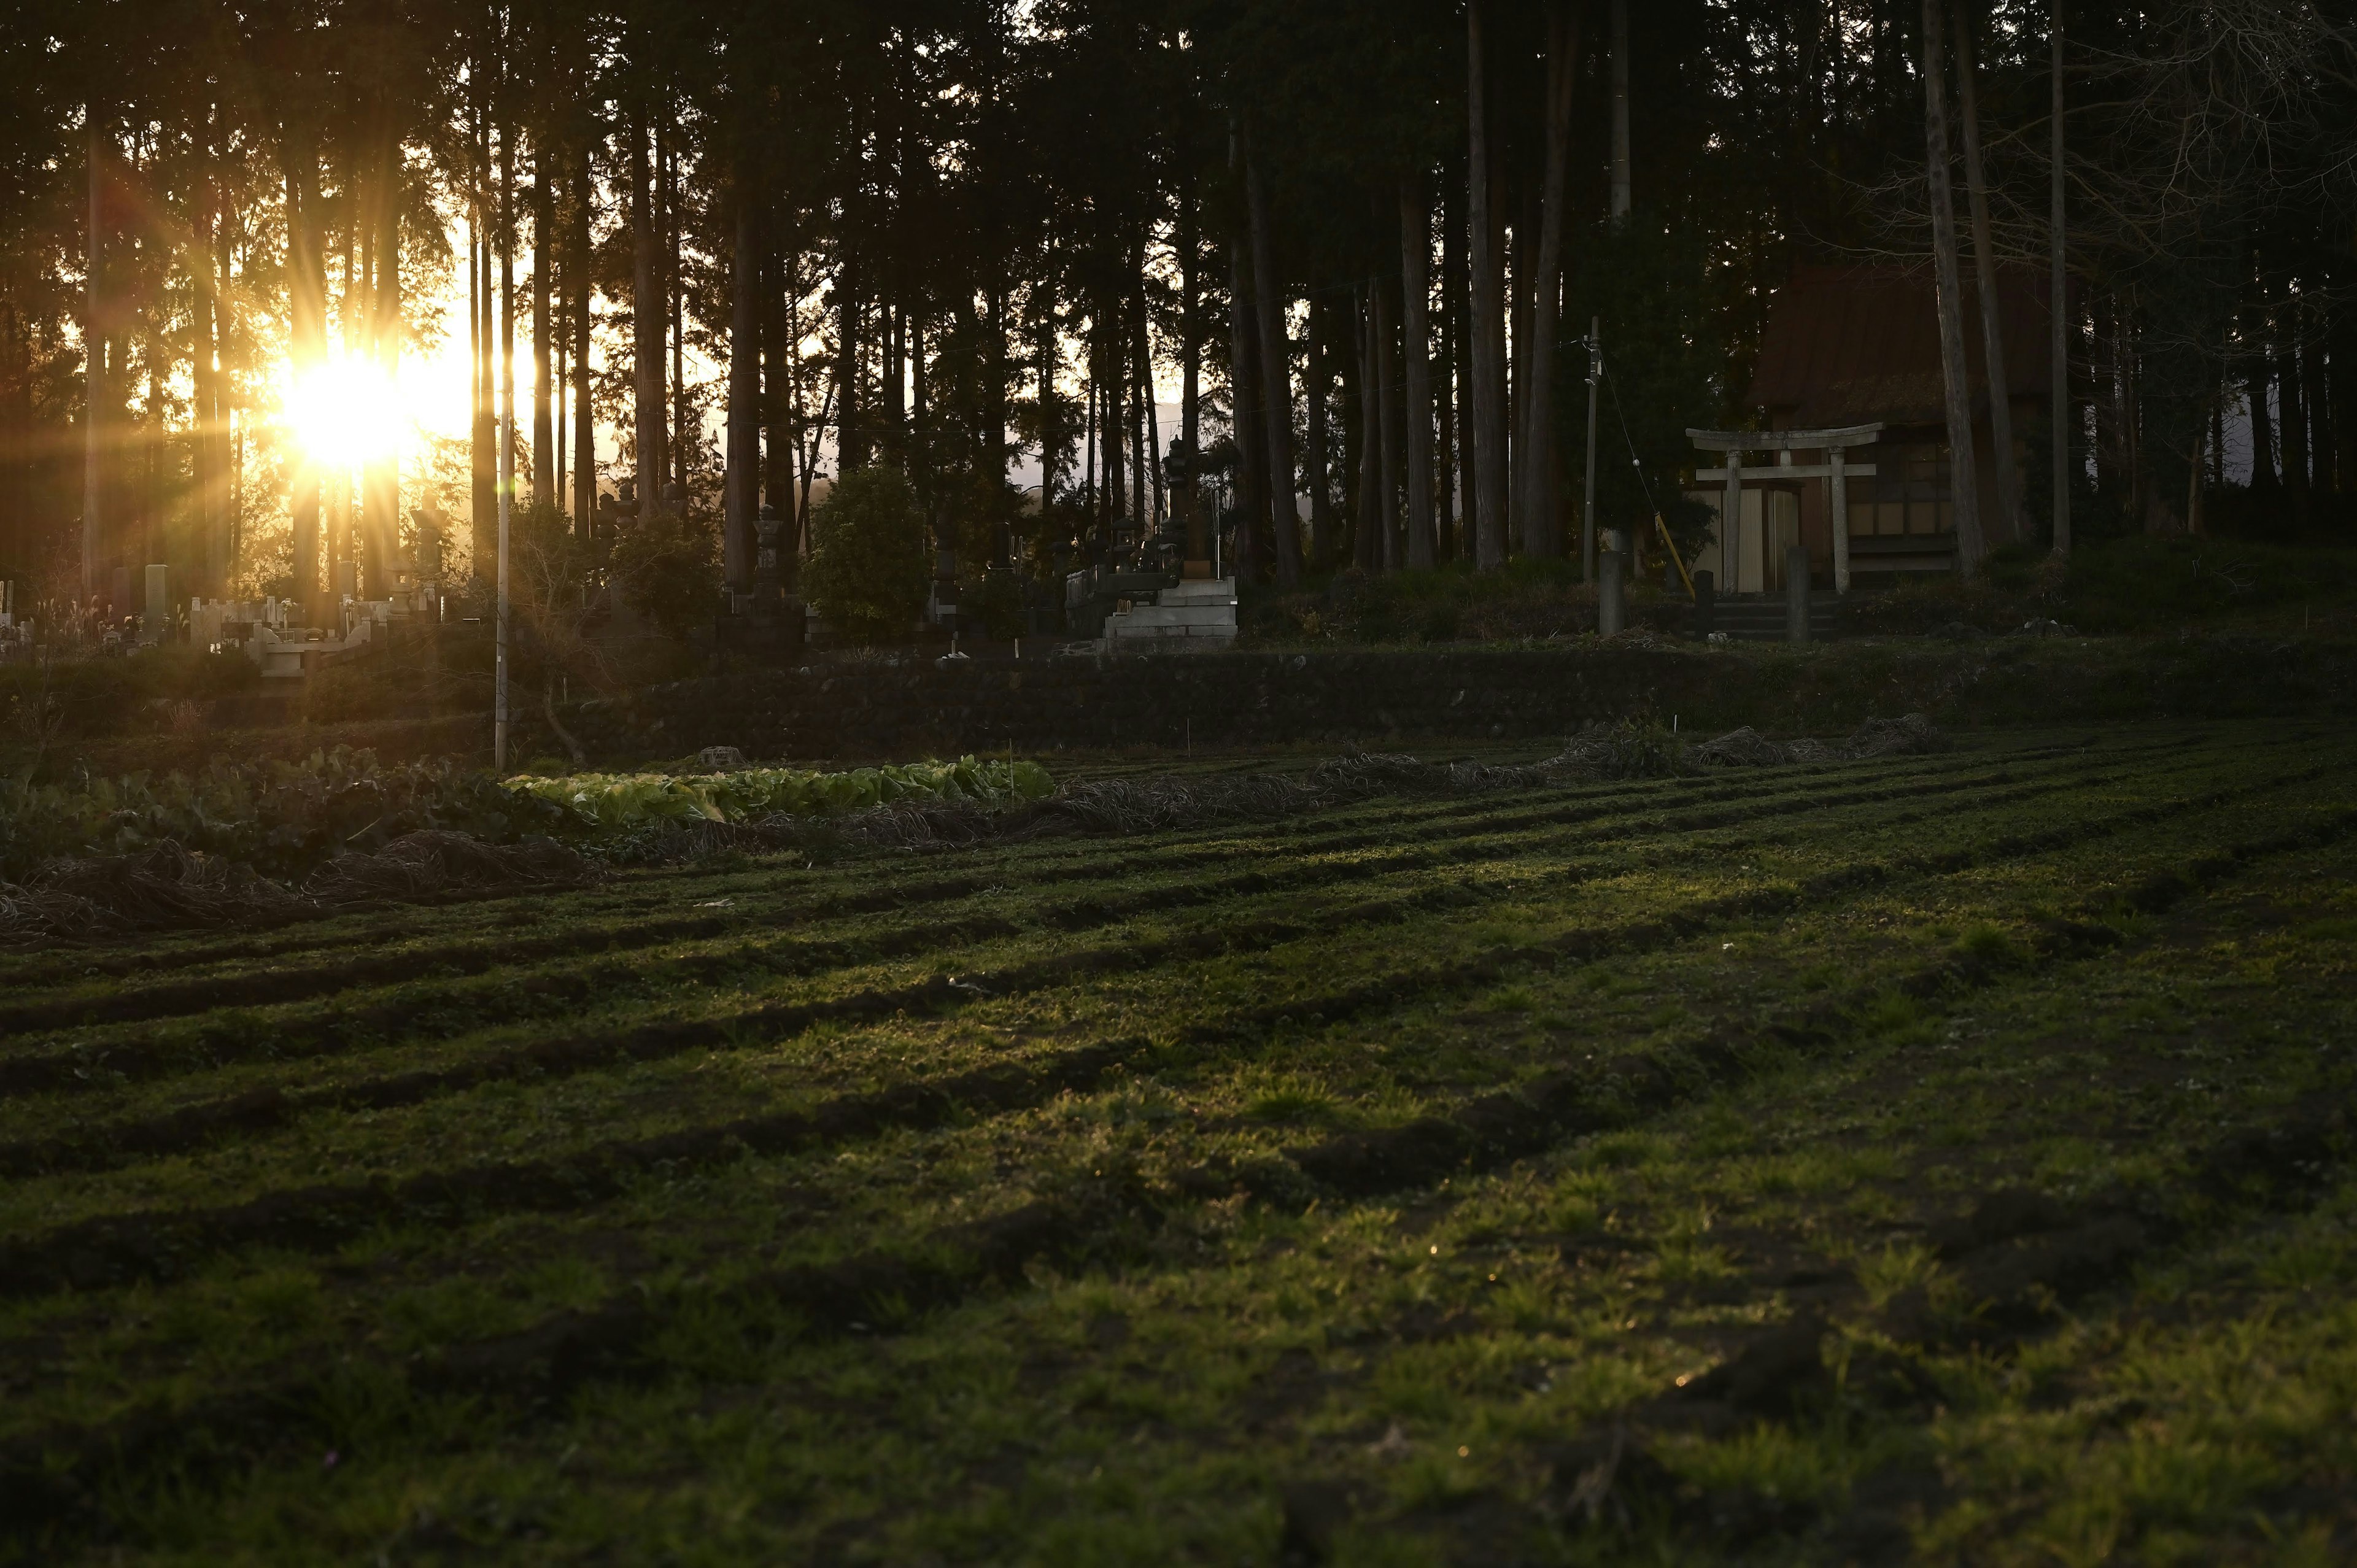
[0,743,2169,1060]
[5,774,2336,1556]
[1272,803,2357,1200]
[5,761,2331,1297]
[0,1173,1164,1548]
[0,750,2168,1142]
[0,740,2127,1032]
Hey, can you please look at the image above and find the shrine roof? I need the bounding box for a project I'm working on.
[1749,263,2058,428]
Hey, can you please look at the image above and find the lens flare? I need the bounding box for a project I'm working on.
[287,358,408,468]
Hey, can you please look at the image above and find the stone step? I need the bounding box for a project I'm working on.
[1700,595,1839,643]
[1156,579,1239,604]
[1111,605,1237,629]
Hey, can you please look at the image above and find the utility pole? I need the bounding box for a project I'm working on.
[1610,0,1631,225]
[2050,0,2070,556]
[496,164,514,774]
[1582,317,1601,580]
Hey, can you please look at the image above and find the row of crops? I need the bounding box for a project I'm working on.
[0,750,1053,882]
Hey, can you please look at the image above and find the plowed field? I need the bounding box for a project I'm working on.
[5,723,2355,1565]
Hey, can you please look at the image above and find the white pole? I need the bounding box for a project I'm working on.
[1582,317,1601,580]
[495,400,511,772]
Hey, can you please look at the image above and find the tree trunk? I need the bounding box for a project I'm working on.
[1951,2,2019,543]
[1442,172,1466,560]
[216,167,242,577]
[286,142,326,620]
[1353,287,1380,573]
[1109,315,1128,533]
[572,142,595,533]
[2336,272,2357,505]
[2049,0,2069,554]
[1374,271,1403,571]
[1226,238,1265,585]
[470,106,495,562]
[2244,290,2276,493]
[82,120,107,596]
[2277,275,2307,523]
[1399,177,1436,569]
[532,144,554,506]
[193,133,221,597]
[885,298,907,439]
[1467,0,1509,568]
[767,250,804,577]
[83,119,112,599]
[630,112,664,501]
[1518,1,1579,558]
[666,133,687,492]
[1243,129,1301,585]
[2304,284,2333,498]
[837,182,862,477]
[1306,298,1333,568]
[1083,362,1097,546]
[1918,0,1985,574]
[725,181,761,592]
[364,126,401,600]
[1139,289,1162,529]
[1180,176,1200,461]
[500,123,518,539]
[1039,294,1060,508]
[1129,287,1148,532]
[1507,179,1530,536]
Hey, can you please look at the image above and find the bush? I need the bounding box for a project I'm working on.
[2057,536,2357,634]
[805,465,929,643]
[967,569,1027,640]
[610,505,723,638]
[1250,559,1601,645]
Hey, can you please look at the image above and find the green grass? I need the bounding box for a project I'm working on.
[1,722,2353,1564]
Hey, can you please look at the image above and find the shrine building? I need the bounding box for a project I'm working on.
[1686,262,2057,594]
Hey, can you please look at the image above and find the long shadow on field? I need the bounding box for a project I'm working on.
[5,778,2351,1556]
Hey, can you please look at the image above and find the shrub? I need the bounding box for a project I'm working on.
[804,465,929,643]
[610,504,723,638]
[967,569,1027,639]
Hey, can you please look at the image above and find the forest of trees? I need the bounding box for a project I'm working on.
[0,0,2350,628]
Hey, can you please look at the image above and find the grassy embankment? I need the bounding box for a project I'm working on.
[1,722,2353,1563]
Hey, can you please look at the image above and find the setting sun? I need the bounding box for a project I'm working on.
[287,357,409,469]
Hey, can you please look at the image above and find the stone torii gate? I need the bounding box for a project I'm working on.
[1687,423,1883,594]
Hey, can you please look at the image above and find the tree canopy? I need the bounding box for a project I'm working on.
[0,0,2350,624]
